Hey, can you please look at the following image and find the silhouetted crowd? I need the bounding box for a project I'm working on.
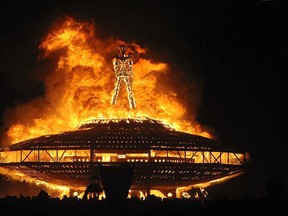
[0,189,287,216]
[0,175,287,216]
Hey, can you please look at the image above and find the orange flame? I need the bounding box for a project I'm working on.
[4,17,212,145]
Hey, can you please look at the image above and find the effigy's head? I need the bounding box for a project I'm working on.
[118,44,127,55]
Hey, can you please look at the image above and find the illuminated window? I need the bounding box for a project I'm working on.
[102,155,110,162]
[118,154,126,159]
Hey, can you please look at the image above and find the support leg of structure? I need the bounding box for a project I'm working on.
[98,164,134,204]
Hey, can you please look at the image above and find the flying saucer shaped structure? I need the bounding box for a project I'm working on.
[0,118,247,197]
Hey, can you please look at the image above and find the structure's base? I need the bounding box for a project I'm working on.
[98,163,134,203]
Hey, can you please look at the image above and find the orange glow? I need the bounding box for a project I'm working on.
[175,171,245,198]
[0,167,72,198]
[4,16,212,145]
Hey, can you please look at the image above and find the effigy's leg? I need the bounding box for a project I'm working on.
[111,78,121,105]
[124,78,136,109]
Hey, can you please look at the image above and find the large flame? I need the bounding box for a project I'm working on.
[4,16,212,145]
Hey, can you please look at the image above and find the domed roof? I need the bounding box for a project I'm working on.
[4,118,234,152]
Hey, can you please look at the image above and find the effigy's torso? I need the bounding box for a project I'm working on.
[113,56,133,77]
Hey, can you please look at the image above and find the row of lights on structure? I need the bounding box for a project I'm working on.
[72,158,183,163]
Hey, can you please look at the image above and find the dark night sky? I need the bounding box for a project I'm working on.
[0,0,287,199]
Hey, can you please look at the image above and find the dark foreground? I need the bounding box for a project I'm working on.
[0,192,287,216]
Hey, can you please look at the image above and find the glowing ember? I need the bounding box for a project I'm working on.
[3,16,212,146]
